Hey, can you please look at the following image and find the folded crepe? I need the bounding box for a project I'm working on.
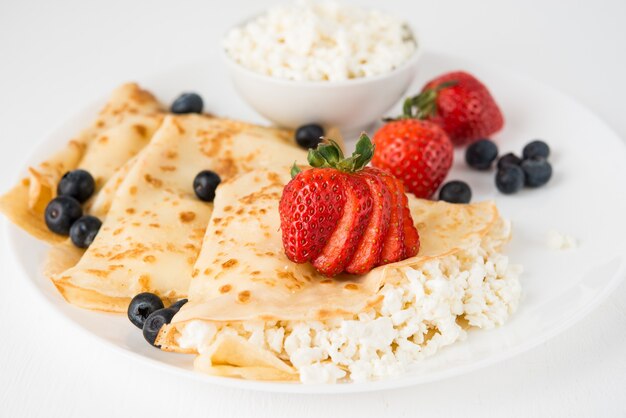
[0,83,164,243]
[46,115,309,312]
[157,168,512,380]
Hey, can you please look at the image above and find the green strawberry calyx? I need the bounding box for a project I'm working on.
[385,80,457,122]
[291,133,375,178]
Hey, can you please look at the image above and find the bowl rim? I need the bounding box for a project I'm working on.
[220,13,422,88]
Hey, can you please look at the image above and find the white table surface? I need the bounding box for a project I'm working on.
[1,0,625,416]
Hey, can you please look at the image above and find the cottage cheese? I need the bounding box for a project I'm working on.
[223,0,417,81]
[546,229,578,250]
[178,220,522,384]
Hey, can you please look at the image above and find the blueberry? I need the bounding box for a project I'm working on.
[193,170,221,202]
[143,308,176,347]
[495,165,525,194]
[57,169,95,203]
[523,140,550,160]
[521,157,552,187]
[44,196,83,235]
[69,215,102,248]
[295,124,324,149]
[128,293,164,330]
[171,93,203,114]
[465,139,498,170]
[169,298,188,313]
[438,181,472,204]
[497,152,522,170]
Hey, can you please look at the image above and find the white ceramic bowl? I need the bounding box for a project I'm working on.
[222,35,421,134]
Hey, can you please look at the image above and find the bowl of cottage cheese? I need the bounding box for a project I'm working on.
[222,0,420,133]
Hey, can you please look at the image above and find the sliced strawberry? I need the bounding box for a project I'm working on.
[344,167,391,274]
[312,174,372,276]
[395,177,420,258]
[279,168,346,263]
[376,170,405,264]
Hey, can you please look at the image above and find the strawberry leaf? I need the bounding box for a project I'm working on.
[402,97,415,118]
[303,133,375,173]
[317,143,342,165]
[307,148,330,168]
[352,133,375,169]
[390,80,459,121]
[290,162,302,178]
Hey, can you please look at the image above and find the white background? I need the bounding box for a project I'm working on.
[1,0,625,417]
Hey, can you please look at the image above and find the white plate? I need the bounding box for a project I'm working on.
[5,51,626,394]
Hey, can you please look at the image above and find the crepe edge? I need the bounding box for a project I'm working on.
[0,180,68,244]
[43,242,179,313]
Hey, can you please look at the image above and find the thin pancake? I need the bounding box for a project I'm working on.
[0,83,163,243]
[48,115,308,312]
[167,168,499,324]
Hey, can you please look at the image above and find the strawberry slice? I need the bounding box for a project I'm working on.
[312,174,372,276]
[377,170,405,264]
[279,168,346,263]
[395,178,420,258]
[344,168,392,274]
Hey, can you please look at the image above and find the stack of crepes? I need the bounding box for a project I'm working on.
[1,83,309,311]
[1,84,521,383]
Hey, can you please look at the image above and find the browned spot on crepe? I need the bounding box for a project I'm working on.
[179,211,196,223]
[237,290,251,303]
[86,269,109,278]
[134,124,147,137]
[164,150,178,159]
[222,259,238,269]
[144,174,163,188]
[138,274,151,291]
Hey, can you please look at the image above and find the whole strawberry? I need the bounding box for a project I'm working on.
[372,119,453,199]
[280,135,419,276]
[415,71,504,146]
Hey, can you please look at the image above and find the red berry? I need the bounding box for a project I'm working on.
[372,119,453,199]
[421,71,504,146]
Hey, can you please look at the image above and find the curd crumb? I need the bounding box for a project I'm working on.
[546,229,578,250]
[223,0,416,81]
